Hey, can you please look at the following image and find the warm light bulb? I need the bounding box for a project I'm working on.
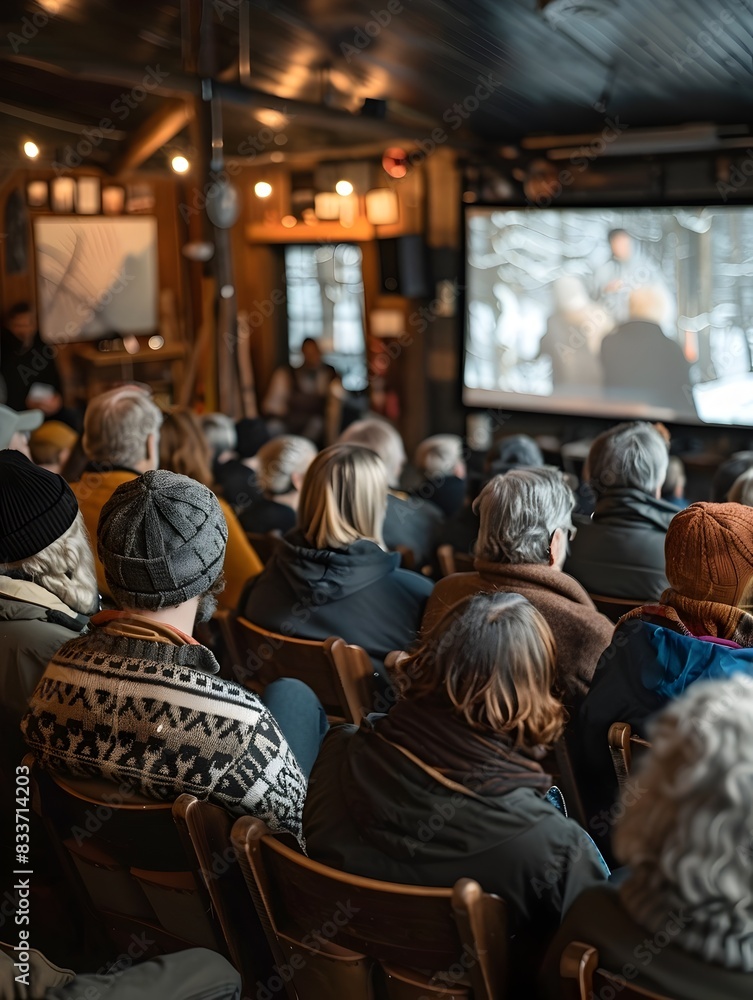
[335,180,353,196]
[23,141,39,159]
[255,181,273,198]
[171,154,190,174]
[281,215,297,228]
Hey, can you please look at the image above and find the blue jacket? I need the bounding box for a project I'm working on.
[577,617,753,834]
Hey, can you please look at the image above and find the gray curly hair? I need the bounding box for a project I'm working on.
[615,674,753,971]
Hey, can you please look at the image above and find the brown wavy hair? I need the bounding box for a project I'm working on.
[396,591,565,747]
[158,407,214,488]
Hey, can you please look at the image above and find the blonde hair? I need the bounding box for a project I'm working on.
[83,386,162,468]
[397,591,564,747]
[159,408,214,488]
[339,418,406,488]
[0,512,98,616]
[258,436,317,495]
[298,444,388,550]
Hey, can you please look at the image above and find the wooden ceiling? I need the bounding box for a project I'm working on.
[0,0,752,174]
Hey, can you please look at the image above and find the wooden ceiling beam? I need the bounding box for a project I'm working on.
[108,98,193,176]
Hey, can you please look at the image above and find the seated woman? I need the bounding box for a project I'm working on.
[243,443,433,688]
[1,451,98,764]
[541,674,753,1000]
[158,408,263,611]
[303,592,608,986]
[423,467,613,706]
[239,435,317,536]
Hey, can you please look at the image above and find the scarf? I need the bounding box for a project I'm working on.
[375,697,552,798]
[621,589,753,647]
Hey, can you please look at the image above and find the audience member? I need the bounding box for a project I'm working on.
[423,468,613,704]
[304,592,608,987]
[22,471,310,838]
[0,452,97,738]
[661,454,689,508]
[29,419,78,475]
[0,403,42,458]
[578,501,753,820]
[159,408,262,610]
[728,465,753,506]
[202,412,266,510]
[243,443,433,687]
[340,418,442,568]
[71,386,162,595]
[411,434,466,517]
[239,435,317,536]
[565,421,675,600]
[711,450,753,502]
[543,675,753,1000]
[436,433,545,558]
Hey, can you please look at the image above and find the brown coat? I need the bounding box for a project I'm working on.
[422,560,614,702]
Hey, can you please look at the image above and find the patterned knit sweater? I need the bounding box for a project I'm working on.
[21,613,306,844]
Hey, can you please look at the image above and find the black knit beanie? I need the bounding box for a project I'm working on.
[0,449,79,564]
[97,470,228,610]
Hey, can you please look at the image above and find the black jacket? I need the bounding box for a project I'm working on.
[565,488,676,601]
[304,721,607,967]
[383,492,443,570]
[0,327,61,411]
[601,321,697,420]
[243,532,433,676]
[239,496,296,535]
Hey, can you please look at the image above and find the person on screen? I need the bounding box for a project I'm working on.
[590,229,667,326]
[539,276,613,391]
[262,338,341,445]
[600,286,697,418]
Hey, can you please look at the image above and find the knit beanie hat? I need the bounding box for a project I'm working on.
[665,501,753,606]
[0,450,79,564]
[98,470,228,610]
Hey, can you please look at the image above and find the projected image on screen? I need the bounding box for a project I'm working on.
[464,206,753,426]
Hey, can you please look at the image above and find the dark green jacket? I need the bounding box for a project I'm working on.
[304,720,607,939]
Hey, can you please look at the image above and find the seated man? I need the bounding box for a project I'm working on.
[22,470,308,842]
[263,338,340,445]
[565,421,676,601]
[0,302,74,426]
[72,386,162,594]
[411,434,466,518]
[577,501,753,826]
[340,418,442,569]
[423,468,613,705]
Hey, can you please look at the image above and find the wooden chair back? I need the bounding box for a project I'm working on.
[561,941,677,999]
[172,794,273,994]
[608,721,652,791]
[227,616,374,722]
[231,816,509,1000]
[587,593,647,623]
[436,546,475,578]
[26,756,226,959]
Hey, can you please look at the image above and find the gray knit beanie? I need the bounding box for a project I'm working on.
[98,470,228,610]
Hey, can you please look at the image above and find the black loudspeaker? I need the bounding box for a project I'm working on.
[378,235,431,297]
